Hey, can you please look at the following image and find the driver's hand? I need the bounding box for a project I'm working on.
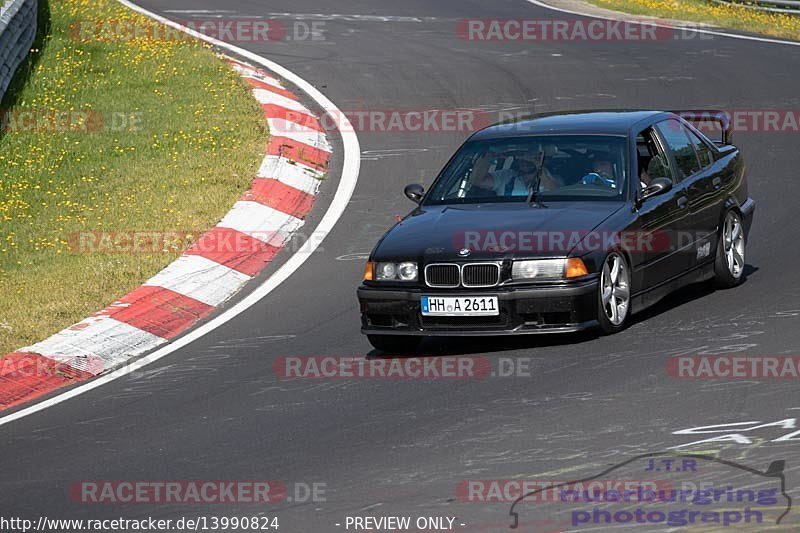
[581,173,615,188]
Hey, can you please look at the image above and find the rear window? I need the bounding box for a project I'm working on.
[688,129,713,168]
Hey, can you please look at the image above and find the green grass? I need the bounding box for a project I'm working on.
[0,0,267,354]
[586,0,800,40]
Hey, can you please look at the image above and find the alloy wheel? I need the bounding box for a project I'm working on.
[601,252,630,326]
[723,211,745,279]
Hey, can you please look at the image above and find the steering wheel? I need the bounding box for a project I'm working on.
[581,172,616,188]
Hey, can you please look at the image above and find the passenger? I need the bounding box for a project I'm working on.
[467,156,498,198]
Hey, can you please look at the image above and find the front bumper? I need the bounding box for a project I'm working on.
[358,278,599,336]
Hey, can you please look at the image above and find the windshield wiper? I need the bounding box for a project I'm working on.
[526,150,547,207]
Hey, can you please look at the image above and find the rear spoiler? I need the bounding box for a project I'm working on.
[672,110,732,145]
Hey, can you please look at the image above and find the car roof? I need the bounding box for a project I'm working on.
[471,110,672,140]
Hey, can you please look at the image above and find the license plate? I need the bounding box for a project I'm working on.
[421,296,500,317]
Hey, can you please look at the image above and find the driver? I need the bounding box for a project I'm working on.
[581,155,617,188]
[493,148,562,196]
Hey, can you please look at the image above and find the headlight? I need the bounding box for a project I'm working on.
[512,259,566,280]
[376,261,418,281]
[397,262,418,281]
[512,258,588,280]
[377,262,397,280]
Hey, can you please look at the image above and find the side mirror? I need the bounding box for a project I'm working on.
[642,177,673,200]
[404,183,425,204]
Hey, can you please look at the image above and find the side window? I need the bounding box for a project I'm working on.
[655,120,701,180]
[687,129,713,168]
[636,128,670,191]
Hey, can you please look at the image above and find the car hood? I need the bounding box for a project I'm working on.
[373,201,625,262]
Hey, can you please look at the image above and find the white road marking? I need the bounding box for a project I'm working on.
[360,148,431,161]
[336,253,370,261]
[0,0,361,427]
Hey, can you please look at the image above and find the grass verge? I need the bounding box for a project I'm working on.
[0,0,266,354]
[586,0,800,41]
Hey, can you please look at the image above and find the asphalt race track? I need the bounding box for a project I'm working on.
[3,0,800,531]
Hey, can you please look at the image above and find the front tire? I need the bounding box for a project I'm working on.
[597,252,631,335]
[367,335,422,354]
[714,209,746,288]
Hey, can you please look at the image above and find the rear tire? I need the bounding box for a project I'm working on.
[714,210,746,288]
[596,252,631,335]
[367,335,422,354]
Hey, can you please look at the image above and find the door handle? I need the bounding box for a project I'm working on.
[712,177,722,190]
[677,196,689,209]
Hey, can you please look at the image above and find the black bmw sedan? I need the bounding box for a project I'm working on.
[357,111,755,353]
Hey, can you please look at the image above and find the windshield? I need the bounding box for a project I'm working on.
[424,135,629,205]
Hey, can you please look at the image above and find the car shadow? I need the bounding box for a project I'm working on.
[630,263,758,326]
[366,328,600,358]
[366,264,759,358]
